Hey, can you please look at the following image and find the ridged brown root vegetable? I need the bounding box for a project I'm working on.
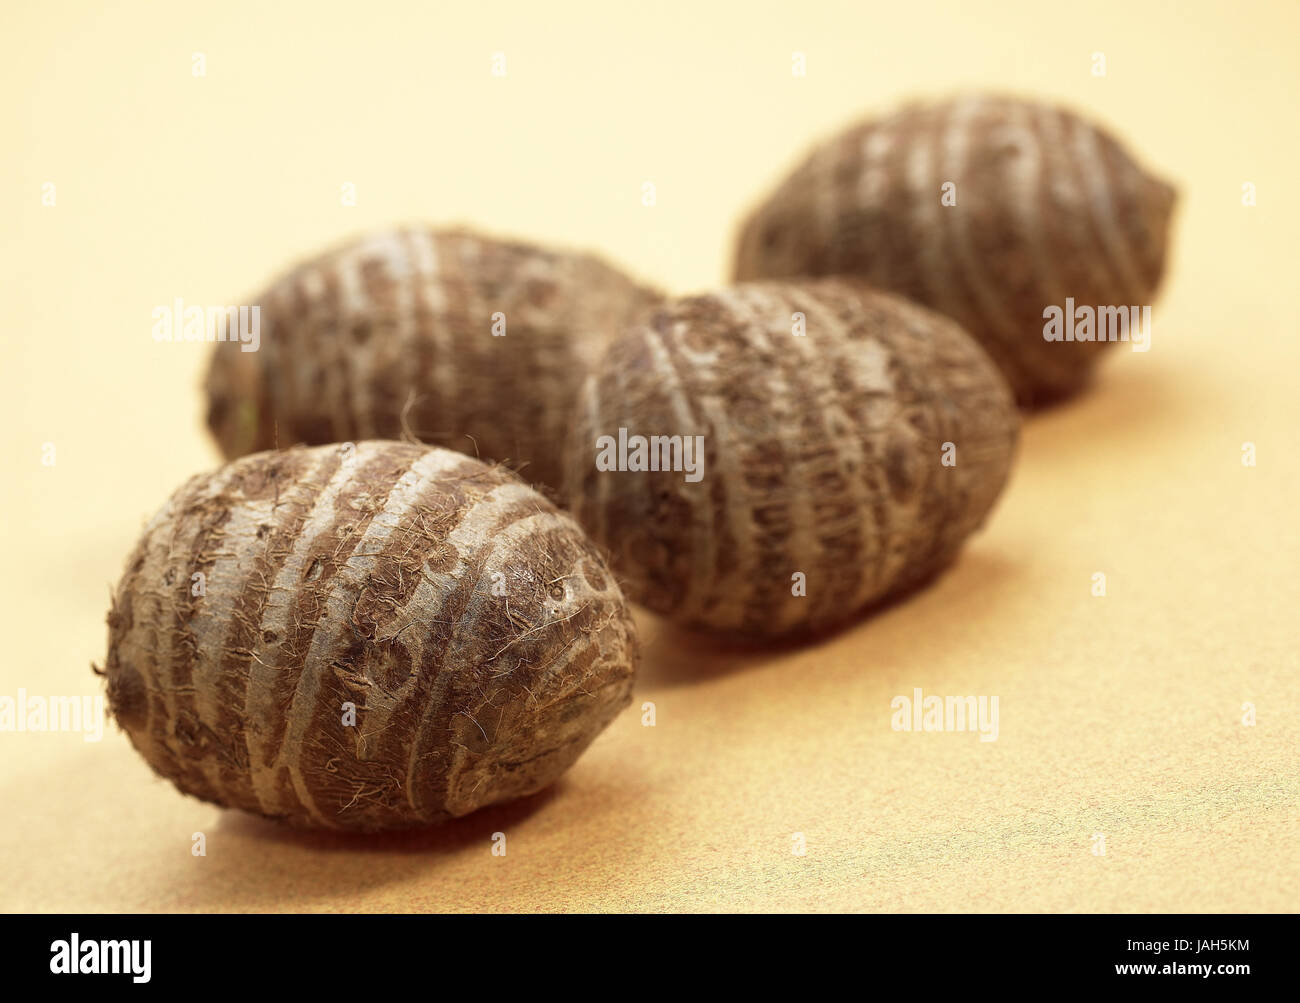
[563,279,1019,638]
[204,227,661,493]
[102,441,638,831]
[733,94,1177,405]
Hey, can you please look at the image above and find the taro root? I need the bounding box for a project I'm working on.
[563,279,1019,638]
[204,227,660,492]
[102,441,638,831]
[733,94,1177,405]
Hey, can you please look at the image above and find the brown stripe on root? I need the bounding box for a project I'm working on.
[245,443,421,823]
[102,442,638,831]
[285,454,521,827]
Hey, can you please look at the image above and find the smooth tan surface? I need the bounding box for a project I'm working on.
[2,0,1297,912]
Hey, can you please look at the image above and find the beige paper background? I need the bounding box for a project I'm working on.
[1,0,1297,912]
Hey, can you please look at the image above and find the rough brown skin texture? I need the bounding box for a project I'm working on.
[205,227,661,493]
[563,279,1019,638]
[733,94,1177,405]
[103,441,638,831]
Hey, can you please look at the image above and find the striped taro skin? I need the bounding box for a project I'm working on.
[205,227,660,492]
[564,279,1018,638]
[103,442,637,831]
[733,95,1177,405]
